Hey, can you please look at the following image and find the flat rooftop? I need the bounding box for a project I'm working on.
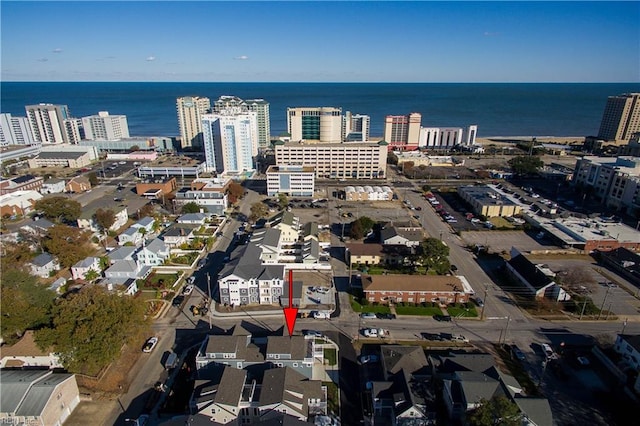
[458,185,518,206]
[266,165,315,173]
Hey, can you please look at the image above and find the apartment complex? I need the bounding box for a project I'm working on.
[266,165,315,197]
[383,113,422,150]
[0,113,35,146]
[419,125,477,149]
[214,96,271,148]
[173,178,229,215]
[25,103,79,144]
[176,96,211,149]
[287,107,342,143]
[573,156,640,215]
[597,93,640,143]
[202,109,259,174]
[81,111,129,140]
[274,141,388,179]
[342,111,370,142]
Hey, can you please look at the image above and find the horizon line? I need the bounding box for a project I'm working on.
[3,80,639,85]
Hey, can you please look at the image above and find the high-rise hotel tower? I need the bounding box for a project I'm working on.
[177,96,211,149]
[213,96,270,149]
[202,107,258,174]
[25,104,80,144]
[287,107,342,143]
[597,93,640,143]
[383,112,422,150]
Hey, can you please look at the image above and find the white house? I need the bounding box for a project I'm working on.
[161,225,196,248]
[30,253,59,278]
[380,226,423,248]
[40,179,66,195]
[136,238,170,266]
[614,334,640,371]
[104,260,151,283]
[177,213,209,225]
[0,331,63,369]
[131,216,155,234]
[77,206,128,234]
[117,226,143,246]
[71,256,101,281]
[267,211,300,243]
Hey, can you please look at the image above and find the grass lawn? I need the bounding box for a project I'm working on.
[169,253,198,265]
[324,348,337,366]
[489,216,516,229]
[395,305,442,316]
[349,296,391,314]
[447,305,478,317]
[138,273,179,290]
[323,381,340,415]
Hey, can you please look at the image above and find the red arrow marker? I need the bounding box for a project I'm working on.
[283,269,298,336]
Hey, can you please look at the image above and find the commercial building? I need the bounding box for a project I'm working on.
[176,96,211,149]
[0,113,35,146]
[505,247,570,301]
[28,151,92,169]
[81,111,129,140]
[287,107,342,143]
[344,185,393,201]
[395,151,462,168]
[214,96,271,149]
[266,165,315,197]
[458,185,522,218]
[40,143,99,161]
[0,144,42,163]
[383,113,422,150]
[362,274,474,305]
[342,111,370,142]
[40,178,66,194]
[274,141,388,180]
[25,103,79,144]
[572,156,640,215]
[419,125,478,149]
[65,176,91,193]
[0,190,42,217]
[135,177,177,198]
[202,109,259,174]
[597,93,640,143]
[0,175,43,195]
[79,136,173,152]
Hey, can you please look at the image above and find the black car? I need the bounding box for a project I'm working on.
[376,313,397,320]
[172,295,185,307]
[511,344,526,361]
[433,314,452,322]
[421,332,443,341]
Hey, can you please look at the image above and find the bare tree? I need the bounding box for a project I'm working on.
[556,266,597,293]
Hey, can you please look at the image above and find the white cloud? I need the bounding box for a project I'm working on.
[483,31,500,37]
[53,48,63,53]
[234,55,249,60]
[146,55,156,62]
[36,58,48,62]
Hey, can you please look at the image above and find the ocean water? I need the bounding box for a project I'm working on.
[2,82,639,138]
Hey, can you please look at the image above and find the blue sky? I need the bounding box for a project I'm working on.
[2,1,638,82]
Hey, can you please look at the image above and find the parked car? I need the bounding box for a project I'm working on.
[473,297,484,307]
[511,344,526,361]
[433,314,452,322]
[302,330,324,338]
[313,311,330,319]
[376,313,396,320]
[421,332,443,341]
[451,334,469,343]
[187,276,196,285]
[360,312,377,319]
[197,258,207,268]
[358,354,379,364]
[182,285,194,296]
[576,356,591,367]
[142,336,159,353]
[315,287,330,294]
[541,343,556,359]
[172,295,185,307]
[362,328,379,338]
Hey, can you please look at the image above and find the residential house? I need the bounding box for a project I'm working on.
[362,274,474,305]
[267,211,300,243]
[20,218,54,236]
[137,238,170,266]
[49,277,67,294]
[77,204,128,233]
[118,226,144,246]
[0,331,62,369]
[131,216,156,235]
[71,256,101,281]
[614,334,640,371]
[104,259,151,284]
[380,226,423,248]
[65,176,91,193]
[258,367,325,422]
[107,245,137,264]
[30,252,59,278]
[0,370,80,426]
[366,345,435,424]
[40,178,66,194]
[218,244,285,306]
[177,213,209,225]
[505,247,570,301]
[162,224,197,248]
[250,228,283,264]
[346,243,411,268]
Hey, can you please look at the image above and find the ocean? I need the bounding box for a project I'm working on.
[2,82,639,139]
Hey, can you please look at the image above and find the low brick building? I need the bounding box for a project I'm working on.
[135,177,177,197]
[362,274,474,305]
[65,176,91,193]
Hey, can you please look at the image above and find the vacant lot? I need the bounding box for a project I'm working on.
[461,229,559,254]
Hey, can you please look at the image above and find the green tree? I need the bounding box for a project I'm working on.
[468,396,522,426]
[34,197,82,223]
[508,156,544,175]
[181,201,202,214]
[249,202,269,222]
[35,286,149,374]
[84,268,100,282]
[418,237,451,274]
[129,145,140,152]
[94,208,116,233]
[1,269,54,344]
[138,227,147,239]
[87,172,99,186]
[349,216,375,239]
[277,193,289,209]
[387,151,398,165]
[42,225,94,268]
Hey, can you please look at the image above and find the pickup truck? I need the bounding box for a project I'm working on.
[164,352,179,369]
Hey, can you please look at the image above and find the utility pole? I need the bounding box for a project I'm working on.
[579,298,588,320]
[621,318,628,334]
[597,285,611,320]
[480,286,489,321]
[207,273,212,329]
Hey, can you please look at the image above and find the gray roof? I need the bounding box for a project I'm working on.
[163,224,197,237]
[177,213,207,223]
[381,345,429,377]
[42,178,64,185]
[108,246,137,261]
[205,335,249,356]
[438,353,497,375]
[36,151,86,159]
[455,371,504,404]
[269,211,297,227]
[72,256,99,269]
[106,259,138,273]
[220,244,284,282]
[24,218,54,232]
[145,238,168,254]
[134,216,155,228]
[259,367,322,415]
[301,222,318,238]
[215,367,247,406]
[266,336,307,359]
[31,252,54,267]
[252,228,282,249]
[0,370,73,416]
[380,226,402,242]
[514,396,554,426]
[121,226,139,237]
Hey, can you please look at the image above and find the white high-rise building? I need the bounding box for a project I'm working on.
[342,111,370,142]
[419,125,477,149]
[213,96,271,149]
[287,107,342,143]
[202,110,258,174]
[176,96,210,149]
[0,113,36,146]
[25,104,78,144]
[81,111,130,140]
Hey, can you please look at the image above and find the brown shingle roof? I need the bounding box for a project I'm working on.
[346,243,384,256]
[362,274,464,292]
[0,331,49,358]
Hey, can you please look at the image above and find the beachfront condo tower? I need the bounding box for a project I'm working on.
[213,96,271,149]
[383,112,422,150]
[287,107,343,143]
[25,103,79,144]
[176,96,211,149]
[597,93,640,143]
[81,111,130,141]
[202,109,258,174]
[0,113,36,146]
[342,112,371,142]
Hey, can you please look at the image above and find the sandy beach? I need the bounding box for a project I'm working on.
[476,136,585,146]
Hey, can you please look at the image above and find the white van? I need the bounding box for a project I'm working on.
[313,311,330,319]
